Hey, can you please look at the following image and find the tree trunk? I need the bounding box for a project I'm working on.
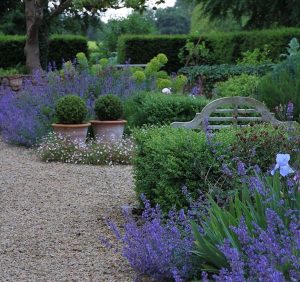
[24,0,44,73]
[39,0,50,70]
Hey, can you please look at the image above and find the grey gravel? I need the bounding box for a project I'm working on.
[0,140,137,281]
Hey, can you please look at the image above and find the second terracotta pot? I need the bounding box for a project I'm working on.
[90,120,127,142]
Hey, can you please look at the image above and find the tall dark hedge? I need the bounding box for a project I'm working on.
[117,28,300,73]
[0,35,25,68]
[0,34,88,69]
[48,35,88,68]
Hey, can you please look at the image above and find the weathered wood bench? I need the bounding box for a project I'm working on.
[171,96,298,131]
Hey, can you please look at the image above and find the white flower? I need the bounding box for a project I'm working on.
[271,153,294,177]
[162,87,172,94]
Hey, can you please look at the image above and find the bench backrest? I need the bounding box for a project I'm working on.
[171,96,296,131]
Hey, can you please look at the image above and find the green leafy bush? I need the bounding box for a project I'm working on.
[213,74,261,97]
[76,52,89,71]
[118,28,300,72]
[132,53,188,94]
[0,67,20,76]
[256,55,300,121]
[124,92,209,129]
[180,64,272,97]
[237,45,272,65]
[133,126,236,212]
[0,34,88,69]
[229,124,298,172]
[94,94,123,120]
[55,95,87,124]
[133,124,298,212]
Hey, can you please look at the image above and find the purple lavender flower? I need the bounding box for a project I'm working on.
[213,211,300,281]
[104,196,195,281]
[237,161,246,176]
[286,101,294,120]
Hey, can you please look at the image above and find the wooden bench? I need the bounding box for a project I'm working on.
[171,96,298,131]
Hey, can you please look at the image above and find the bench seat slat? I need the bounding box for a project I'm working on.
[208,117,262,122]
[207,124,250,130]
[214,109,257,114]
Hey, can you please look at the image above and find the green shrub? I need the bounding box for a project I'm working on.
[133,126,236,212]
[213,74,261,97]
[133,124,298,212]
[0,34,88,69]
[55,95,88,124]
[180,64,272,97]
[0,67,20,76]
[117,28,300,72]
[229,124,297,171]
[133,53,188,93]
[256,55,300,121]
[94,94,123,120]
[76,52,89,71]
[237,45,273,65]
[124,92,209,129]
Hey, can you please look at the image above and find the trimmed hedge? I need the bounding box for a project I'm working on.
[0,35,25,68]
[124,92,209,129]
[48,35,88,68]
[117,28,300,72]
[0,34,88,69]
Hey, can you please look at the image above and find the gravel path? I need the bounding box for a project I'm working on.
[0,140,136,281]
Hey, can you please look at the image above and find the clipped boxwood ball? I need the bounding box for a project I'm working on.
[94,94,123,120]
[55,95,87,124]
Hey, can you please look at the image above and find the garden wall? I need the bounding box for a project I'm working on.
[0,34,88,69]
[117,28,300,72]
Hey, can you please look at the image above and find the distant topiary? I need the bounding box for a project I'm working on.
[76,52,89,71]
[55,95,88,124]
[94,94,123,120]
[133,70,146,82]
[157,78,172,90]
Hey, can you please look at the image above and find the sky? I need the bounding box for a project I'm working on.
[100,0,176,22]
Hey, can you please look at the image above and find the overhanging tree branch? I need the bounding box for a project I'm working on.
[50,0,73,18]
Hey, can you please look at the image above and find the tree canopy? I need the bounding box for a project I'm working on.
[197,0,300,29]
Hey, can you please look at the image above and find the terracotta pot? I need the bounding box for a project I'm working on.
[90,120,127,142]
[52,123,91,143]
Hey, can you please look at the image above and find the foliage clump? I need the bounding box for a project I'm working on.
[213,74,260,97]
[132,53,188,94]
[94,94,123,120]
[55,95,87,124]
[257,38,300,121]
